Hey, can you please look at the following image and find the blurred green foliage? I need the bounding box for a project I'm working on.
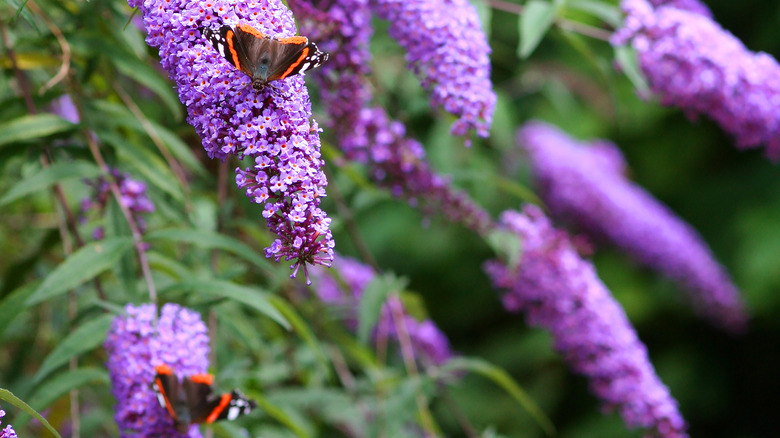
[1,0,779,437]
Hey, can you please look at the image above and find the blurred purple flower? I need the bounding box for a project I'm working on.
[81,168,155,237]
[647,0,712,17]
[517,121,747,331]
[129,0,334,278]
[0,405,17,438]
[484,205,687,438]
[49,94,80,124]
[104,303,210,437]
[613,0,780,159]
[370,0,496,140]
[290,0,493,234]
[310,255,454,366]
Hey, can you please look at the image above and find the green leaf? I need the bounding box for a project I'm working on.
[0,282,37,339]
[615,45,650,97]
[0,160,101,205]
[268,295,331,377]
[0,388,62,438]
[443,357,556,436]
[471,0,493,40]
[26,237,135,306]
[14,368,109,431]
[0,114,75,147]
[147,228,274,273]
[163,278,290,329]
[108,52,183,120]
[518,0,557,59]
[566,0,622,27]
[33,314,114,384]
[247,390,311,438]
[486,229,522,270]
[358,274,407,345]
[5,0,38,31]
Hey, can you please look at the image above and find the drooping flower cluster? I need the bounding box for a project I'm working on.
[484,205,687,438]
[80,168,155,239]
[0,405,17,438]
[129,0,334,277]
[613,0,780,159]
[289,0,493,234]
[517,121,747,331]
[369,0,496,139]
[104,303,210,437]
[310,255,453,366]
[647,0,712,17]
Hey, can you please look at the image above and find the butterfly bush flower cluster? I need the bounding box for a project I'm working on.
[518,122,747,331]
[104,303,210,437]
[369,0,496,140]
[129,0,334,278]
[310,255,453,366]
[613,0,780,159]
[484,205,687,438]
[80,168,155,240]
[0,405,17,438]
[289,0,493,234]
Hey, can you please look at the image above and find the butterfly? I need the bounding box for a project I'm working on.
[201,23,328,91]
[151,364,256,433]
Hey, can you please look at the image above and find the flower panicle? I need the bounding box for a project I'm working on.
[484,205,688,438]
[613,0,780,160]
[81,168,155,240]
[130,0,334,275]
[369,0,496,140]
[517,121,747,331]
[0,405,18,438]
[104,303,210,437]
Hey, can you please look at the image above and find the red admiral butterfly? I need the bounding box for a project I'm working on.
[201,23,328,91]
[152,364,256,433]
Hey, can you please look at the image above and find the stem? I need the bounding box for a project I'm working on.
[387,295,439,437]
[26,0,71,94]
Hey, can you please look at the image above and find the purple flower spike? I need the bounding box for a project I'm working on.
[104,303,210,437]
[369,0,496,139]
[613,0,780,159]
[129,0,334,275]
[647,0,712,17]
[0,405,18,438]
[310,255,454,366]
[517,122,747,331]
[484,205,688,438]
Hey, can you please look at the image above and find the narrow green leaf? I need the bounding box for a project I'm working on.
[268,295,331,376]
[33,314,114,384]
[518,0,557,59]
[567,0,622,27]
[0,114,75,147]
[358,275,407,345]
[5,0,37,31]
[147,228,273,273]
[247,390,311,438]
[12,0,29,20]
[443,357,556,436]
[471,0,493,40]
[163,278,289,329]
[0,282,37,339]
[615,45,650,97]
[0,161,101,205]
[0,388,62,438]
[26,237,135,306]
[14,368,109,431]
[109,53,183,119]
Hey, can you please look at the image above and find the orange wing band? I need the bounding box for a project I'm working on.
[278,36,307,44]
[154,377,177,418]
[189,373,214,385]
[237,23,265,38]
[155,364,173,375]
[226,29,242,70]
[279,46,309,79]
[205,394,233,423]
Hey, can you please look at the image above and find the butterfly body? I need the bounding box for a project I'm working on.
[202,23,328,91]
[152,364,256,433]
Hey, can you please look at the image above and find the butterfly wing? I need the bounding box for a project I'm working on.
[202,24,257,78]
[266,37,328,82]
[152,365,185,424]
[183,375,256,425]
